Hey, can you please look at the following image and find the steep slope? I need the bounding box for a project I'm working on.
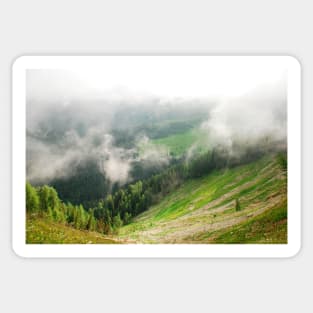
[118,155,287,243]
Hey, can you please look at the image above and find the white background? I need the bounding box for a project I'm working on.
[0,1,311,312]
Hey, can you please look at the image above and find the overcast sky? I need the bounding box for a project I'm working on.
[26,56,288,103]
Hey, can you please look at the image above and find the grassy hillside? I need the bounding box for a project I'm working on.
[138,127,209,158]
[152,128,208,157]
[26,154,287,244]
[117,155,287,243]
[26,217,119,244]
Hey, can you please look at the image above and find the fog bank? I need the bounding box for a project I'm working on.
[26,66,287,185]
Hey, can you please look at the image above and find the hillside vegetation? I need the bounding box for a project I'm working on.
[117,155,287,243]
[26,153,287,244]
[151,128,208,157]
[26,217,119,244]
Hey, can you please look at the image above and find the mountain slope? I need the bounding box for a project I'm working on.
[26,218,119,244]
[118,155,287,243]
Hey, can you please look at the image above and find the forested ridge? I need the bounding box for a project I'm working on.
[26,144,287,237]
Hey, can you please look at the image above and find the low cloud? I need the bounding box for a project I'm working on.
[136,135,170,166]
[200,78,287,156]
[27,128,171,185]
[26,68,287,185]
[27,128,136,185]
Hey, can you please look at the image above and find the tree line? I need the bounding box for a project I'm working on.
[26,183,100,232]
[27,145,284,235]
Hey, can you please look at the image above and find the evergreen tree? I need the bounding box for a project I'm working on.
[123,212,132,225]
[235,198,241,212]
[26,182,39,213]
[38,185,50,212]
[112,213,123,233]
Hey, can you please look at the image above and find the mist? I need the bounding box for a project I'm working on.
[26,65,287,187]
[200,76,287,156]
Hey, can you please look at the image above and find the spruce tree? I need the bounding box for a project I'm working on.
[26,182,39,213]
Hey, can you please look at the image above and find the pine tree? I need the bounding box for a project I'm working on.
[26,182,39,213]
[112,213,123,234]
[123,212,132,225]
[38,185,50,212]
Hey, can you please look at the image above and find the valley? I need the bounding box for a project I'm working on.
[26,154,287,244]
